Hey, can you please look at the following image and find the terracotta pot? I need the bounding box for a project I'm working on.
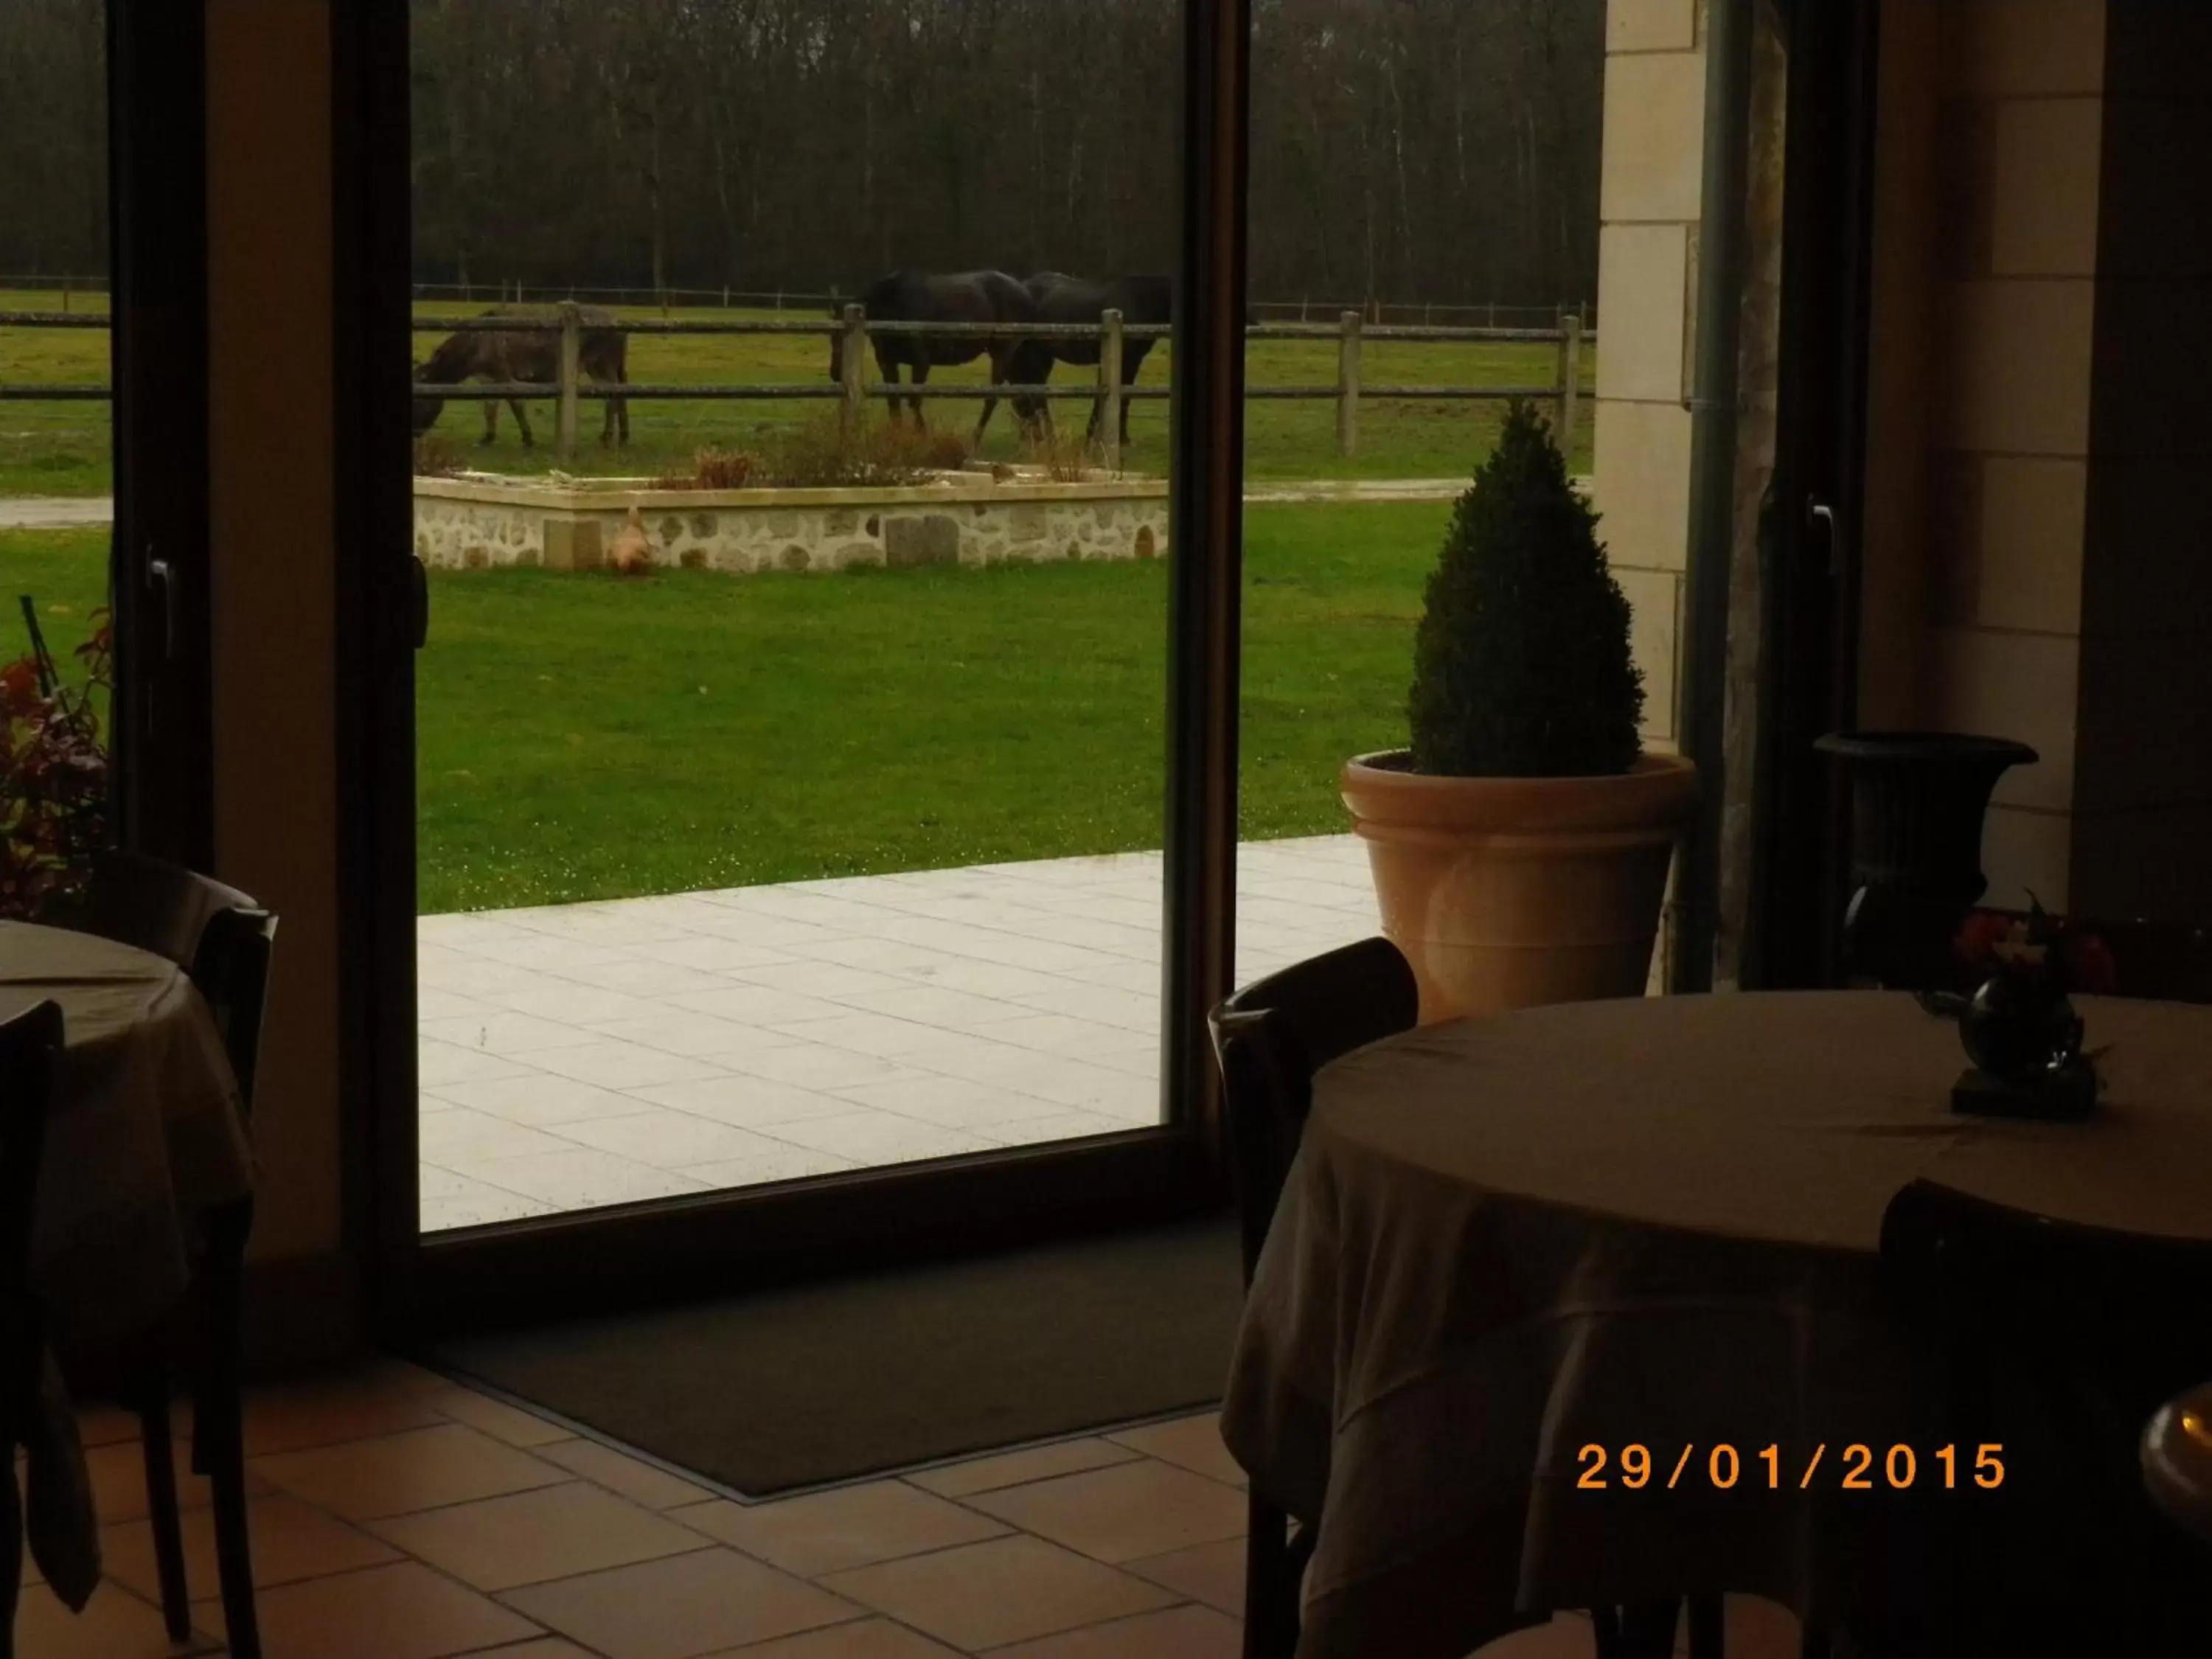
[1340,749,1699,1023]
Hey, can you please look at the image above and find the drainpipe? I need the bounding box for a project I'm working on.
[1669,0,1755,995]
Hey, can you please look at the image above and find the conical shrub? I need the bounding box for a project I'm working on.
[1407,400,1644,776]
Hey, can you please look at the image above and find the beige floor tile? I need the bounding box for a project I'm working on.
[695,1620,964,1658]
[672,1481,1009,1578]
[1102,1416,1245,1488]
[73,1403,143,1448]
[226,1373,456,1457]
[100,1492,400,1599]
[978,1603,1241,1658]
[250,1422,568,1521]
[86,1436,272,1524]
[1123,1537,1243,1615]
[535,1435,717,1509]
[369,1479,715,1590]
[1709,1594,1806,1659]
[13,1579,221,1658]
[903,1438,1141,1499]
[456,1147,710,1209]
[192,1559,542,1659]
[453,1643,602,1659]
[962,1460,1248,1564]
[501,1547,862,1659]
[424,1383,577,1447]
[818,1535,1175,1652]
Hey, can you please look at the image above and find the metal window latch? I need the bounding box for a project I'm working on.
[146,554,176,661]
[1807,499,1843,577]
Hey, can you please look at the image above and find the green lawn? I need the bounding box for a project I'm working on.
[1,287,1591,497]
[4,504,1445,912]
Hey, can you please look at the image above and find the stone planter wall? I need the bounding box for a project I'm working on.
[412,471,1171,574]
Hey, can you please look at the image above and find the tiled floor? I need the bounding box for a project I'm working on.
[417,837,1382,1231]
[31,1359,1811,1659]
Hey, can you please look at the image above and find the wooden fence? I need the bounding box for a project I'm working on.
[0,303,1593,470]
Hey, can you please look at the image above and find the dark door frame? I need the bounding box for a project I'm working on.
[1744,0,1882,990]
[106,0,214,869]
[330,2,1254,1340]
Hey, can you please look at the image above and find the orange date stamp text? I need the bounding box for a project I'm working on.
[1576,1443,2006,1492]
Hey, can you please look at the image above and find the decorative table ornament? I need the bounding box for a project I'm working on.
[1945,897,2116,1121]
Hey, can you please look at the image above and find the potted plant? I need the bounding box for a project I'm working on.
[1340,401,1697,1022]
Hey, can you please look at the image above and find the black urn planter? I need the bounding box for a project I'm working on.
[1814,731,2039,988]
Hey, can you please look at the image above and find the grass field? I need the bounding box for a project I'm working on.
[1,287,1593,498]
[4,503,1441,912]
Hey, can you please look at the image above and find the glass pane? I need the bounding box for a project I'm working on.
[0,0,113,918]
[408,0,1184,1230]
[1237,0,1615,1000]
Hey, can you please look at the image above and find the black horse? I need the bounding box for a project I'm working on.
[828,270,1036,441]
[1006,273,1175,449]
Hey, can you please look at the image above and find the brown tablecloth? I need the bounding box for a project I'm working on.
[1219,990,2212,1659]
[0,919,258,1609]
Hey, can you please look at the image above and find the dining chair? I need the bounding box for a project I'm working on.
[0,1000,62,1659]
[1876,1179,2212,1657]
[40,851,274,1659]
[1207,938,1416,1659]
[1207,940,1728,1659]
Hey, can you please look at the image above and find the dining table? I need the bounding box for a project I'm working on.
[1219,988,2212,1659]
[0,918,257,1610]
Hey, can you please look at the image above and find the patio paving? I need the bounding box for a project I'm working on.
[417,834,1379,1231]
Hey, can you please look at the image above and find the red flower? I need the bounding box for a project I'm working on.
[1955,910,2013,964]
[2067,934,2119,995]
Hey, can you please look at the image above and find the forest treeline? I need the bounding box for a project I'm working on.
[0,0,1603,308]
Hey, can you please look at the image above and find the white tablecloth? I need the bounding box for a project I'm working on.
[1219,990,2212,1658]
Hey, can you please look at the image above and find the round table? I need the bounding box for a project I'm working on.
[1219,990,2212,1659]
[0,919,257,1610]
[0,920,256,1329]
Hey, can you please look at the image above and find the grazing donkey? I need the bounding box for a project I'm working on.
[826,271,1039,442]
[412,305,631,447]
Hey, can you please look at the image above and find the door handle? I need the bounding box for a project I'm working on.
[409,554,429,649]
[146,554,177,661]
[1807,499,1843,577]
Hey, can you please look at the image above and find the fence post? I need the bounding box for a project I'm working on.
[840,303,868,439]
[1098,307,1124,472]
[722,285,730,310]
[1557,312,1583,457]
[1336,310,1362,459]
[555,302,582,463]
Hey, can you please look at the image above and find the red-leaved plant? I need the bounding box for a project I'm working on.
[1,609,113,921]
[1955,894,2119,998]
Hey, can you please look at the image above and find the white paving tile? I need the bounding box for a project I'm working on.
[459,1147,712,1209]
[417,1107,580,1164]
[582,1009,801,1059]
[417,1039,534,1088]
[518,1041,729,1089]
[827,1073,1066,1130]
[417,1166,555,1231]
[698,1042,927,1091]
[625,1074,867,1128]
[417,835,1376,1228]
[430,1072,665,1127]
[552,1109,819,1170]
[756,1113,1001,1166]
[418,1009,606,1054]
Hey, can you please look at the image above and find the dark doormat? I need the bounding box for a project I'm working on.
[422,1219,1247,1496]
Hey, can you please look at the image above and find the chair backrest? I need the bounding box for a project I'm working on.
[1879,1179,2212,1646]
[0,999,62,1441]
[1881,1178,2212,1406]
[1207,938,1417,1285]
[39,851,278,1114]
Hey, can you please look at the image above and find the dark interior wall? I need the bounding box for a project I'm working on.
[2075,5,2212,923]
